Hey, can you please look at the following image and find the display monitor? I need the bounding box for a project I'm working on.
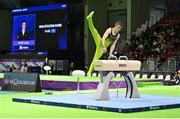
[12,3,68,51]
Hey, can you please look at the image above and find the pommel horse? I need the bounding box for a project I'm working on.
[94,56,141,100]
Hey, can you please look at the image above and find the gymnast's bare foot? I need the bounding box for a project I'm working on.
[86,11,94,19]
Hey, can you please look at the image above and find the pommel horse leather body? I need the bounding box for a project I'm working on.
[94,56,141,101]
[94,60,141,71]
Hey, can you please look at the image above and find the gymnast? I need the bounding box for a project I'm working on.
[86,11,123,75]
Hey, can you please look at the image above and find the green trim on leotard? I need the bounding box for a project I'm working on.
[86,11,114,75]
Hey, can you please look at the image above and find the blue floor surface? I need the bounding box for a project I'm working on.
[13,92,180,113]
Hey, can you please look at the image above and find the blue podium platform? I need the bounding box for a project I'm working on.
[13,92,180,113]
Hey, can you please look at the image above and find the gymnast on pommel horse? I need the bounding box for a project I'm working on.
[86,11,141,101]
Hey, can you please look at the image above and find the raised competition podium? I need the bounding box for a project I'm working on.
[94,56,141,100]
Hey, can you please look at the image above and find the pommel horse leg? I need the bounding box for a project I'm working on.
[124,72,140,98]
[95,71,113,100]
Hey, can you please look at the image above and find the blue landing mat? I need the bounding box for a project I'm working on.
[13,92,180,113]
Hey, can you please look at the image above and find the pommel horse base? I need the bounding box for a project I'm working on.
[94,56,141,101]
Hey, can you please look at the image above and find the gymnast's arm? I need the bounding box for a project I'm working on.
[109,34,120,55]
[101,28,111,53]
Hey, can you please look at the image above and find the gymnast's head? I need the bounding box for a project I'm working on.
[114,20,123,33]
